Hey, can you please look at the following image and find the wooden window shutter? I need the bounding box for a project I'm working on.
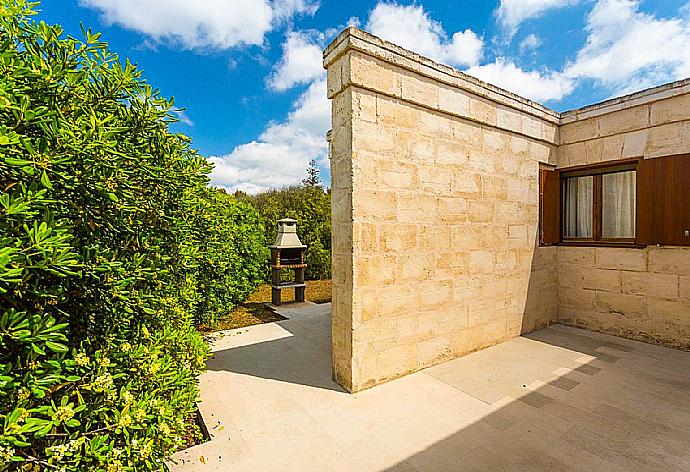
[637,154,690,246]
[540,168,560,245]
[636,158,656,245]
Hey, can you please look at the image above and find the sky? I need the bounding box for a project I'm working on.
[40,0,690,193]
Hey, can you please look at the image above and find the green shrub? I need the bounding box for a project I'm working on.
[0,2,221,470]
[237,185,331,280]
[188,188,266,325]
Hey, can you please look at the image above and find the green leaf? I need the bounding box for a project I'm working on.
[44,341,68,353]
[40,171,52,189]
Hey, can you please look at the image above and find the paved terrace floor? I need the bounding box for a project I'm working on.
[171,304,690,471]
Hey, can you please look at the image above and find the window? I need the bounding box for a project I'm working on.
[561,166,636,242]
[540,155,690,247]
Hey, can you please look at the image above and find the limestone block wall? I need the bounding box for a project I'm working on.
[556,82,690,349]
[325,28,560,392]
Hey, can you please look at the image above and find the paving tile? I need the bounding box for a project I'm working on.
[170,312,690,472]
[574,363,602,375]
[550,376,580,391]
[518,390,554,408]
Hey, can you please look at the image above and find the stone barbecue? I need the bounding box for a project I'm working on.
[269,218,307,306]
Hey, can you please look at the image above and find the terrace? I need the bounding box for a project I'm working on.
[172,28,690,471]
[171,304,690,471]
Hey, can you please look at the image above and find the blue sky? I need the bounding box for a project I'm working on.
[40,0,690,192]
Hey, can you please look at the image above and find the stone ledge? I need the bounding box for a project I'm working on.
[323,27,560,125]
[560,78,690,124]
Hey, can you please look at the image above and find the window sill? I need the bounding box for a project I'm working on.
[550,241,646,249]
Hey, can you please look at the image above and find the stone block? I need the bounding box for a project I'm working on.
[437,197,468,223]
[595,248,646,271]
[559,287,596,310]
[376,96,420,130]
[648,247,690,275]
[450,225,483,250]
[647,297,690,325]
[468,250,495,274]
[598,105,649,136]
[397,193,438,223]
[377,160,418,189]
[507,177,531,202]
[621,272,679,299]
[646,122,688,158]
[468,96,497,125]
[401,72,439,109]
[468,200,494,223]
[378,223,417,252]
[350,51,401,97]
[438,83,470,116]
[558,247,595,266]
[353,89,378,123]
[595,291,647,318]
[559,266,621,292]
[622,129,648,158]
[599,134,625,162]
[451,120,482,148]
[353,190,397,221]
[681,276,690,302]
[560,117,598,144]
[496,106,522,132]
[557,142,586,167]
[435,139,469,164]
[480,175,508,200]
[418,164,453,194]
[417,224,451,251]
[650,94,690,125]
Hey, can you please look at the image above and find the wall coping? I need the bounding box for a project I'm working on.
[323,27,560,125]
[324,27,690,127]
[559,78,690,124]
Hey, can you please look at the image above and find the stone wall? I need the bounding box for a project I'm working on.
[557,83,690,349]
[325,28,560,392]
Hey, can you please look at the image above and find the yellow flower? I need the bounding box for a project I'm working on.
[74,352,90,367]
[52,405,74,423]
[117,414,132,429]
[120,342,132,352]
[28,360,39,370]
[122,390,134,404]
[17,388,30,401]
[148,361,160,375]
[98,356,110,367]
[159,423,170,435]
[106,460,124,472]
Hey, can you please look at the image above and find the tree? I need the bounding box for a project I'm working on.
[302,158,322,188]
[0,2,266,469]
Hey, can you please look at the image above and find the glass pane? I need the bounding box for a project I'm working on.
[562,176,593,238]
[602,171,636,239]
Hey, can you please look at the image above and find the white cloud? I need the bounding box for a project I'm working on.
[365,3,483,67]
[466,59,574,102]
[519,33,542,53]
[267,31,325,91]
[78,0,318,50]
[172,109,194,126]
[565,0,690,93]
[496,0,579,38]
[209,79,329,193]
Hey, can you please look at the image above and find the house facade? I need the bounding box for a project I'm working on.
[325,27,690,393]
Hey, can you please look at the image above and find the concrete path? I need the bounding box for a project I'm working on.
[171,304,690,471]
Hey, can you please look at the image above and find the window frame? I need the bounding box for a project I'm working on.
[559,158,642,248]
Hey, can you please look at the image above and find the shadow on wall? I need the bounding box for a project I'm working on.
[521,234,559,336]
[380,329,690,471]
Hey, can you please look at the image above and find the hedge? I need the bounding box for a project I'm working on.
[0,2,263,470]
